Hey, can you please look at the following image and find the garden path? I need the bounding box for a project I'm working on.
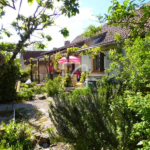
[0,97,69,150]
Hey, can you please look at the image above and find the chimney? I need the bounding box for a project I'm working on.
[64,40,70,46]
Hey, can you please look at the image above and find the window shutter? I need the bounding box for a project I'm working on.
[100,52,104,71]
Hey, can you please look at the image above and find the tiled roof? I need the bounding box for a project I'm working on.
[23,51,47,65]
[41,44,81,55]
[71,23,130,46]
[41,23,130,56]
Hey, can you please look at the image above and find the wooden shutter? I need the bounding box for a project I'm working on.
[100,52,104,71]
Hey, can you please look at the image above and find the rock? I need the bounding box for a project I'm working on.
[27,113,32,116]
[34,132,41,139]
[32,129,36,134]
[38,94,47,100]
[38,108,46,114]
[34,144,42,150]
[43,143,49,148]
[29,121,41,128]
[40,134,50,144]
[32,95,36,100]
[32,94,47,100]
[34,133,50,144]
[41,125,51,131]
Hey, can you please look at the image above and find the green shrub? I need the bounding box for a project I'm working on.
[17,85,33,101]
[125,92,150,149]
[32,85,46,94]
[21,81,37,88]
[28,81,37,88]
[49,83,132,149]
[17,82,46,101]
[0,121,34,150]
[20,68,31,82]
[45,75,63,96]
[0,52,20,103]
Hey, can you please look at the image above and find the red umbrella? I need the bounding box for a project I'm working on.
[58,56,81,63]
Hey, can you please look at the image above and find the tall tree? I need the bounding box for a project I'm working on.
[0,0,79,78]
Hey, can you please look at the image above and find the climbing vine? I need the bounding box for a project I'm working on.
[51,52,63,69]
[67,44,101,58]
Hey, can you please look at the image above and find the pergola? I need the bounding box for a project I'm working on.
[31,44,81,83]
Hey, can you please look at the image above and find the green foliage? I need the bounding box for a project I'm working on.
[53,52,62,69]
[49,84,132,149]
[46,35,52,41]
[25,43,45,51]
[107,0,150,37]
[125,92,150,149]
[0,51,20,103]
[28,0,34,6]
[82,25,102,38]
[45,75,63,96]
[3,29,12,37]
[0,42,16,51]
[67,46,79,53]
[32,85,46,94]
[80,71,89,83]
[63,75,72,87]
[60,27,69,38]
[106,34,150,91]
[17,82,45,101]
[17,85,33,101]
[20,68,31,81]
[0,121,34,150]
[61,0,79,17]
[114,32,123,43]
[37,43,46,49]
[67,44,101,58]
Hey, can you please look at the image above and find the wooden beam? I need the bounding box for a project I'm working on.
[48,55,50,78]
[30,60,33,82]
[67,53,70,74]
[44,58,48,74]
[38,59,40,83]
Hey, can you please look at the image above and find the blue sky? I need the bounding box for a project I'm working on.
[1,0,150,50]
[80,0,112,16]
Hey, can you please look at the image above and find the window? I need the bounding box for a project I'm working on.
[94,55,100,71]
[93,53,104,72]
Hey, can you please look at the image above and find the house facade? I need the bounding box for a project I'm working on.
[32,23,130,81]
[70,24,130,79]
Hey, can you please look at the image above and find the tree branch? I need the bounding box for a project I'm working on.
[31,34,44,39]
[108,19,150,28]
[34,6,41,17]
[17,0,23,35]
[0,1,16,10]
[23,41,42,47]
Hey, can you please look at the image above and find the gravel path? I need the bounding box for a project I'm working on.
[0,99,51,111]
